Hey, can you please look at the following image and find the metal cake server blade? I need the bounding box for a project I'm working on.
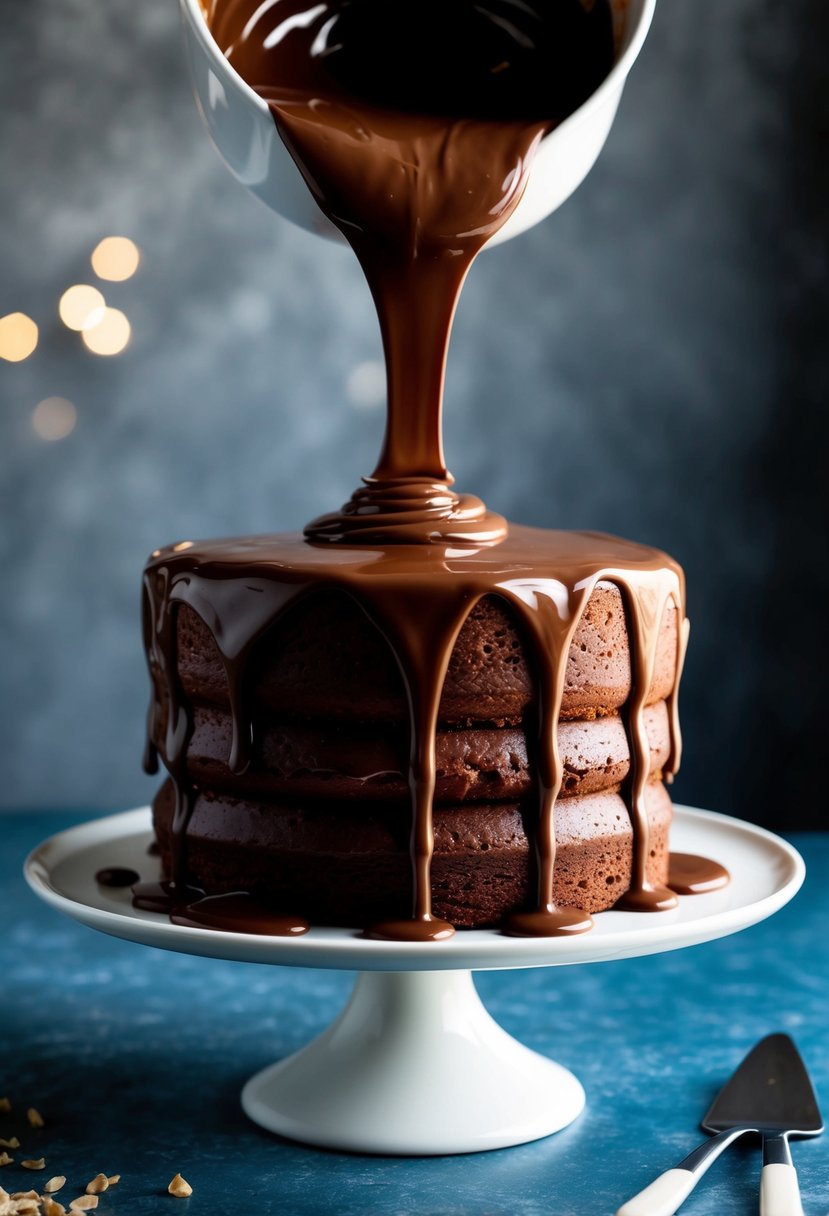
[616,1034,823,1216]
[701,1034,822,1216]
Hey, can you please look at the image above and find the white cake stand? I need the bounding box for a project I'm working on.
[25,805,803,1156]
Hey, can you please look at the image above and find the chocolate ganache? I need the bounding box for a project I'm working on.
[208,0,614,542]
[139,0,725,939]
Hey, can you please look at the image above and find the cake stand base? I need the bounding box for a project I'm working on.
[241,969,584,1155]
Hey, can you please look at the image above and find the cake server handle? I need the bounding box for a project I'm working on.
[616,1128,749,1216]
[759,1135,804,1216]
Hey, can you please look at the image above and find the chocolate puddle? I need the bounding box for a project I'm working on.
[668,853,730,895]
[95,867,140,889]
[172,893,310,936]
[136,0,726,938]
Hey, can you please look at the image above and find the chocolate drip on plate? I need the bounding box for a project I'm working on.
[95,867,140,889]
[668,853,730,895]
[172,893,310,936]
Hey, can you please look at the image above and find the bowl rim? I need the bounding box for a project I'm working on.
[179,0,658,138]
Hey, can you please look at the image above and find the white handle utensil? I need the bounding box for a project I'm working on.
[616,1129,748,1216]
[760,1134,805,1216]
[618,1035,822,1216]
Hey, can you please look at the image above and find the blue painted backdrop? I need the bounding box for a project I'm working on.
[1,0,826,826]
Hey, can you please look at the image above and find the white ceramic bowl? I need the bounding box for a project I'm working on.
[180,0,657,244]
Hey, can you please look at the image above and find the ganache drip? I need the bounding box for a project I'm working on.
[141,528,691,938]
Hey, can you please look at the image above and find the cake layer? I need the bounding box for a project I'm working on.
[172,700,670,804]
[169,584,679,726]
[153,778,671,927]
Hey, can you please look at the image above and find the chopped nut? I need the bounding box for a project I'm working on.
[69,1198,98,1212]
[25,1113,43,1132]
[106,1175,120,1187]
[84,1176,108,1196]
[6,1190,41,1216]
[0,1100,10,1114]
[10,1201,39,1216]
[43,1199,66,1216]
[0,1155,12,1168]
[0,1142,19,1151]
[167,1173,192,1198]
[45,1177,66,1194]
[20,1161,44,1171]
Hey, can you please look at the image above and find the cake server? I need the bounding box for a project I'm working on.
[616,1033,823,1216]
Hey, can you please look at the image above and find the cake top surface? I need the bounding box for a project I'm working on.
[148,525,683,588]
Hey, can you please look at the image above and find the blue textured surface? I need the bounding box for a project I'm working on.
[2,812,827,1216]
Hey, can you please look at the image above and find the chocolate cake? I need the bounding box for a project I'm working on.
[138,0,722,939]
[141,528,689,938]
[149,570,681,928]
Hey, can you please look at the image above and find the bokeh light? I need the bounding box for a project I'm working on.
[0,312,39,362]
[346,360,386,410]
[82,307,131,356]
[31,397,77,442]
[59,285,106,332]
[91,236,141,282]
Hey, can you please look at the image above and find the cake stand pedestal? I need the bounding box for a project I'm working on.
[25,806,803,1155]
[241,968,584,1153]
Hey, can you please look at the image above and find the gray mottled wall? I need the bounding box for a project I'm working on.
[1,0,826,827]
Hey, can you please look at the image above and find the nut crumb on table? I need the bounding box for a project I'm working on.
[168,1173,192,1198]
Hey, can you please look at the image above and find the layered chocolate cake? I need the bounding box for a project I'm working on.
[139,0,720,939]
[141,529,690,938]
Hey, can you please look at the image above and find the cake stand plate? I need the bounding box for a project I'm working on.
[25,806,803,1155]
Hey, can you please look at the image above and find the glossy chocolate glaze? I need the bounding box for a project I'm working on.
[132,879,200,913]
[137,0,723,938]
[131,878,310,934]
[211,0,613,544]
[668,853,730,895]
[95,867,140,889]
[142,529,689,937]
[171,893,310,936]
